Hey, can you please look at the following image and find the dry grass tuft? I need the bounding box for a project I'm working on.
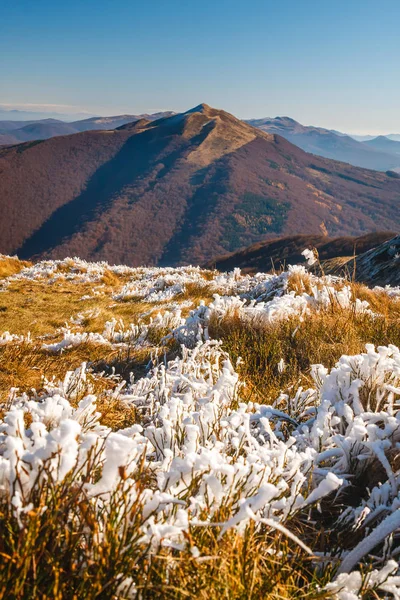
[209,296,400,404]
[0,256,31,279]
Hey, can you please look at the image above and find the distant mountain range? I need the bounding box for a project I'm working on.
[0,113,175,146]
[0,108,96,121]
[246,117,400,172]
[0,103,399,266]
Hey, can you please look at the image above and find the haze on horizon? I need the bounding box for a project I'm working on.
[1,0,400,135]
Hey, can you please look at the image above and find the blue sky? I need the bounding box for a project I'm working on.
[1,0,400,133]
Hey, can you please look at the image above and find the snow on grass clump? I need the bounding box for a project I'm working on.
[0,331,31,346]
[43,311,185,353]
[167,267,375,347]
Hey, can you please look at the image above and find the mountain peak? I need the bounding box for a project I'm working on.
[185,103,212,115]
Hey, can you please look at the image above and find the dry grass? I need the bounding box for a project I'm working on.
[209,287,400,404]
[140,526,329,599]
[0,278,157,337]
[0,256,31,279]
[0,476,329,600]
[180,282,215,306]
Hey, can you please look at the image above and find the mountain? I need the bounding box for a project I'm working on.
[204,232,396,272]
[246,117,400,172]
[350,234,400,285]
[324,234,400,285]
[0,103,399,267]
[0,112,176,145]
[9,121,80,142]
[350,134,378,142]
[355,134,400,143]
[0,118,66,131]
[0,119,75,145]
[364,135,400,155]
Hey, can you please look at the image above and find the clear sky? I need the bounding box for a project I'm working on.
[1,0,400,134]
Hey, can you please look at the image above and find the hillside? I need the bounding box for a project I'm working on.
[343,233,400,285]
[0,253,399,597]
[0,103,400,266]
[205,232,396,272]
[247,116,400,171]
[0,133,19,145]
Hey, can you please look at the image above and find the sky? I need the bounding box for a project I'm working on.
[1,0,400,134]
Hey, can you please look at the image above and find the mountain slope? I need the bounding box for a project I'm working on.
[0,104,399,266]
[204,232,396,272]
[349,234,400,285]
[0,118,67,130]
[0,133,19,145]
[247,117,400,171]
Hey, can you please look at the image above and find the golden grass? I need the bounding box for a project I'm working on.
[209,287,400,405]
[0,482,329,600]
[141,526,329,599]
[0,278,157,337]
[0,256,31,279]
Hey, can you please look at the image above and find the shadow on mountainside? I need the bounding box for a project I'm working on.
[16,122,214,260]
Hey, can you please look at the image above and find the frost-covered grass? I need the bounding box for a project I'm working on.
[0,255,400,598]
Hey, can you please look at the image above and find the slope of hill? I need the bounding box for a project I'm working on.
[0,133,19,145]
[205,232,396,272]
[247,116,400,171]
[348,234,400,285]
[0,118,66,131]
[0,103,399,266]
